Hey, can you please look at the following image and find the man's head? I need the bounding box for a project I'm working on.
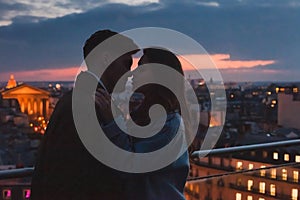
[83,29,138,93]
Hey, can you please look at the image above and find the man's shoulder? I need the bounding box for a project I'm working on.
[56,90,73,107]
[49,90,73,119]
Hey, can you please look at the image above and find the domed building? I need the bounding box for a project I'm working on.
[6,74,17,89]
[1,75,50,120]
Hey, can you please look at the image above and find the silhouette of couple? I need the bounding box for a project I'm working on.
[31,30,190,200]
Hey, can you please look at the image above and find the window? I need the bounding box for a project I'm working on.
[282,169,288,181]
[2,189,11,200]
[259,182,265,194]
[251,151,256,156]
[284,154,290,161]
[258,198,265,200]
[293,171,299,182]
[236,178,242,186]
[260,166,266,176]
[195,184,200,194]
[263,151,268,158]
[236,193,242,200]
[292,189,298,200]
[271,168,276,179]
[296,155,300,163]
[247,180,253,191]
[273,152,278,160]
[248,163,254,170]
[270,184,276,196]
[236,162,243,170]
[247,196,253,200]
[293,88,298,93]
[23,189,31,199]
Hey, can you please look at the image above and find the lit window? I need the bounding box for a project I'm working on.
[260,166,266,176]
[247,196,253,200]
[282,169,288,181]
[293,88,299,93]
[2,189,11,200]
[236,162,243,170]
[247,180,253,191]
[271,168,276,179]
[259,182,265,194]
[251,151,256,156]
[258,198,265,200]
[236,193,242,200]
[248,163,254,170]
[292,189,298,200]
[284,154,290,161]
[270,184,276,196]
[273,152,278,160]
[195,185,200,194]
[263,151,268,158]
[293,171,299,182]
[23,189,31,199]
[296,155,300,163]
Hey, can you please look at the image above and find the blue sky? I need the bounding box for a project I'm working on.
[0,0,299,82]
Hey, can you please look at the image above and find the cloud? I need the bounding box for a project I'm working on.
[210,54,275,69]
[0,0,157,26]
[0,0,85,26]
[1,54,276,81]
[0,0,299,82]
[109,0,158,6]
[1,0,299,27]
[196,1,220,7]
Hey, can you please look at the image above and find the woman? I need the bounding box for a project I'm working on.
[96,48,190,200]
[128,48,190,200]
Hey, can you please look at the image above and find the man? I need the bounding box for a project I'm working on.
[30,30,138,200]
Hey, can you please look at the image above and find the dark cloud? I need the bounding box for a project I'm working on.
[0,1,29,20]
[160,0,300,7]
[0,1,299,74]
[0,1,28,11]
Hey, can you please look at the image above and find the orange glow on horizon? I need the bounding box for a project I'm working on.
[1,54,276,82]
[178,54,276,71]
[132,53,275,71]
[0,67,80,82]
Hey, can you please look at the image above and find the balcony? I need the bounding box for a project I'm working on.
[0,140,300,200]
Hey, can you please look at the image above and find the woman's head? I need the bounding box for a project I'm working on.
[141,48,183,75]
[131,47,185,125]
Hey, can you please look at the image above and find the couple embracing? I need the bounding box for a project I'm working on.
[31,29,192,200]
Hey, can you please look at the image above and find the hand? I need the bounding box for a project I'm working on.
[94,89,114,124]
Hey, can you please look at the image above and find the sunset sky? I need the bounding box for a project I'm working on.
[0,0,299,82]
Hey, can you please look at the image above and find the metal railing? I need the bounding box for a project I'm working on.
[0,168,34,180]
[191,139,300,158]
[0,139,300,180]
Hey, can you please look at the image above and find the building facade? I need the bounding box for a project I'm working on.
[278,93,300,130]
[185,149,300,200]
[1,84,50,120]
